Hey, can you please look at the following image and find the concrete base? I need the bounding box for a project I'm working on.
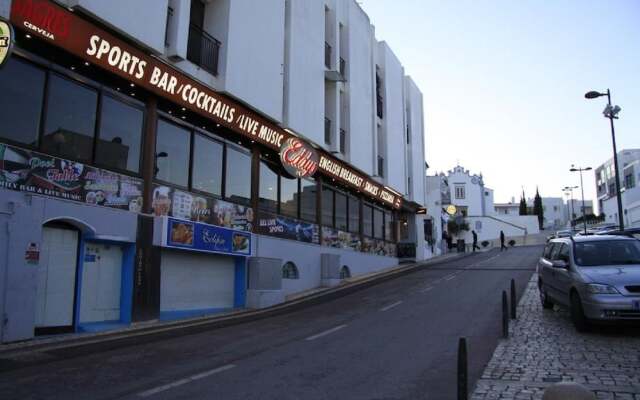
[246,290,284,309]
[321,278,342,288]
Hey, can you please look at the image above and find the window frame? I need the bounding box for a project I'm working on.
[282,261,300,280]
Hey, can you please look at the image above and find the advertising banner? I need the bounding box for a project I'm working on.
[162,217,251,256]
[151,184,253,232]
[321,227,361,251]
[362,237,397,257]
[0,143,143,211]
[257,212,319,244]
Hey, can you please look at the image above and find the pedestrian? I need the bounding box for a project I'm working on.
[472,230,480,252]
[500,230,508,251]
[441,230,448,254]
[446,231,453,251]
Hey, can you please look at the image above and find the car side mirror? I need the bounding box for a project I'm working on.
[552,260,568,269]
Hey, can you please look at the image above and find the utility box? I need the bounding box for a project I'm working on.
[246,257,284,309]
[321,253,341,287]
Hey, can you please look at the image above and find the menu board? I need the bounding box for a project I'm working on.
[151,185,253,232]
[257,212,320,244]
[0,143,143,211]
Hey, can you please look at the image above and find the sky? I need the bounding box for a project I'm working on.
[359,0,640,209]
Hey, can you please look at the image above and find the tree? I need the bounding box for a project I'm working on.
[533,187,544,230]
[519,190,528,215]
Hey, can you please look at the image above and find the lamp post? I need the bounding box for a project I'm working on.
[563,186,578,227]
[585,89,624,230]
[570,166,592,235]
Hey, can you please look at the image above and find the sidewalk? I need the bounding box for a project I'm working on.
[472,275,640,400]
[0,250,473,355]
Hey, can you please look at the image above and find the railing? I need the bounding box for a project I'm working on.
[339,57,345,76]
[324,117,331,145]
[325,42,332,69]
[376,95,384,118]
[377,155,384,177]
[339,128,346,153]
[187,24,221,76]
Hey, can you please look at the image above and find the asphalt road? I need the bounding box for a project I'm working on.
[0,246,542,400]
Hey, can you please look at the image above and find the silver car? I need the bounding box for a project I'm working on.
[537,235,640,331]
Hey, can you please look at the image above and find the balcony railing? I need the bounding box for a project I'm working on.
[187,24,221,76]
[376,95,384,119]
[324,117,331,145]
[377,155,384,177]
[339,57,345,76]
[339,128,346,153]
[325,42,332,69]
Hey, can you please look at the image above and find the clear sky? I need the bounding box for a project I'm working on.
[360,0,640,209]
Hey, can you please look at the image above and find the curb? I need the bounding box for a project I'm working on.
[0,251,480,359]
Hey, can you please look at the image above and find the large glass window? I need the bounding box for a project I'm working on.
[42,74,98,162]
[95,95,143,172]
[300,178,317,222]
[0,58,45,146]
[322,187,334,226]
[225,146,251,205]
[155,119,190,187]
[384,211,394,241]
[374,208,384,239]
[191,133,223,195]
[363,204,373,237]
[348,196,360,234]
[335,192,347,231]
[280,174,298,218]
[259,159,278,213]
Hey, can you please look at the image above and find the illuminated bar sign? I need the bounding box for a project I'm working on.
[10,0,403,209]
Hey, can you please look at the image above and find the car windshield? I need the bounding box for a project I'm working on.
[574,240,640,266]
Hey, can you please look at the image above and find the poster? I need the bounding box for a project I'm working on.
[151,185,253,232]
[0,143,143,211]
[165,217,251,256]
[322,228,361,251]
[257,212,320,244]
[361,237,397,257]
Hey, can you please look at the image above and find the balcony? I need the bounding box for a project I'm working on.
[324,117,331,145]
[325,42,332,69]
[377,155,384,177]
[376,95,384,119]
[187,24,221,76]
[339,128,346,153]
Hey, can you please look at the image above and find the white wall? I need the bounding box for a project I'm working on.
[461,215,539,245]
[405,76,426,205]
[64,0,169,54]
[447,166,484,216]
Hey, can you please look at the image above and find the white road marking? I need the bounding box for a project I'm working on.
[420,286,434,293]
[445,274,456,281]
[137,364,236,397]
[305,324,348,341]
[380,301,403,312]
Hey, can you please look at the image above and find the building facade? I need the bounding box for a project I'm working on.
[0,0,427,342]
[595,149,640,227]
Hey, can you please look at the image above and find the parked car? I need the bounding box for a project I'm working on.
[597,227,640,240]
[537,235,640,331]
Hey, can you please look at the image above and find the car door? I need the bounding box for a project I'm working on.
[544,243,566,304]
[552,243,573,306]
[538,242,557,293]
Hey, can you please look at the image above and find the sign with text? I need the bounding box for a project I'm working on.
[279,138,318,178]
[10,0,403,209]
[159,217,251,256]
[256,212,319,244]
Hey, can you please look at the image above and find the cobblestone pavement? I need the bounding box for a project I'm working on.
[472,275,640,400]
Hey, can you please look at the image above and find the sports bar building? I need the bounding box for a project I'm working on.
[0,0,428,343]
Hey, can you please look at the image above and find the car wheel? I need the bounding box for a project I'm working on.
[570,292,589,332]
[539,285,554,309]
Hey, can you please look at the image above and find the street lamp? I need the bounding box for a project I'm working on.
[584,89,624,230]
[563,186,579,227]
[570,165,592,235]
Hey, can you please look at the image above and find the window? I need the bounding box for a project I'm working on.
[348,195,360,234]
[625,173,635,189]
[322,187,334,226]
[557,244,570,263]
[543,243,555,259]
[335,192,347,231]
[282,262,299,279]
[373,208,384,239]
[340,266,351,279]
[455,185,465,199]
[225,146,252,205]
[300,178,317,222]
[191,133,223,196]
[575,240,640,266]
[95,95,143,173]
[280,174,299,218]
[259,159,278,213]
[42,74,98,162]
[549,243,562,260]
[384,211,394,241]
[363,204,373,237]
[0,58,45,146]
[155,119,190,186]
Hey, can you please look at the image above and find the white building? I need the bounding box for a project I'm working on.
[494,202,520,216]
[0,0,428,342]
[595,149,640,227]
[524,196,565,230]
[564,199,594,222]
